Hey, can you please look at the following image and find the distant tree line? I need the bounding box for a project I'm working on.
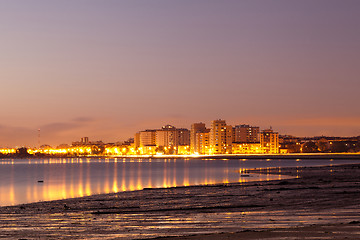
[285,140,360,153]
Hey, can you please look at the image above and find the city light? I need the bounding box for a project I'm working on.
[0,119,359,157]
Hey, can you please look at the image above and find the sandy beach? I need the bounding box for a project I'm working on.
[0,163,360,239]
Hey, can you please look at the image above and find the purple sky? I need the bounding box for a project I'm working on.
[1,1,360,147]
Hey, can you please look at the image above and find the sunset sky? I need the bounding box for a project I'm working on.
[1,0,360,147]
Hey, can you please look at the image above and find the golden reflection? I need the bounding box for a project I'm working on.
[163,160,168,188]
[113,161,118,193]
[45,181,65,203]
[9,166,15,206]
[85,162,91,196]
[70,165,75,198]
[224,161,229,184]
[129,163,135,191]
[96,170,101,194]
[43,180,49,201]
[147,162,152,189]
[26,179,32,202]
[33,184,39,203]
[173,160,177,187]
[62,165,67,199]
[183,161,189,187]
[0,158,295,206]
[238,168,243,183]
[78,162,84,198]
[137,163,143,190]
[121,163,127,191]
[104,162,110,193]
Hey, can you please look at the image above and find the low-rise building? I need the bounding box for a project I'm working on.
[232,143,262,154]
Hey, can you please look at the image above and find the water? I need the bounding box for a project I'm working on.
[0,157,358,206]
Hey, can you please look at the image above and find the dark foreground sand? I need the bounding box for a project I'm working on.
[1,164,360,239]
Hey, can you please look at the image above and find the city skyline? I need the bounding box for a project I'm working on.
[1,1,360,147]
[2,119,358,150]
[2,117,359,156]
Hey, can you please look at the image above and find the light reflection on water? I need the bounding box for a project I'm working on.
[0,157,358,206]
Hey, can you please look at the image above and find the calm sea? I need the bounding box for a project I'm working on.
[0,157,358,206]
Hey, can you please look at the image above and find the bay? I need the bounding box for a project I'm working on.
[0,157,358,206]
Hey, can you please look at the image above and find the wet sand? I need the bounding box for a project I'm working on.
[0,163,360,239]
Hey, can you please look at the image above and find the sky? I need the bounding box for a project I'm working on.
[1,0,360,147]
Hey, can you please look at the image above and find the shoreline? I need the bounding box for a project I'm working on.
[2,152,360,160]
[1,163,360,239]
